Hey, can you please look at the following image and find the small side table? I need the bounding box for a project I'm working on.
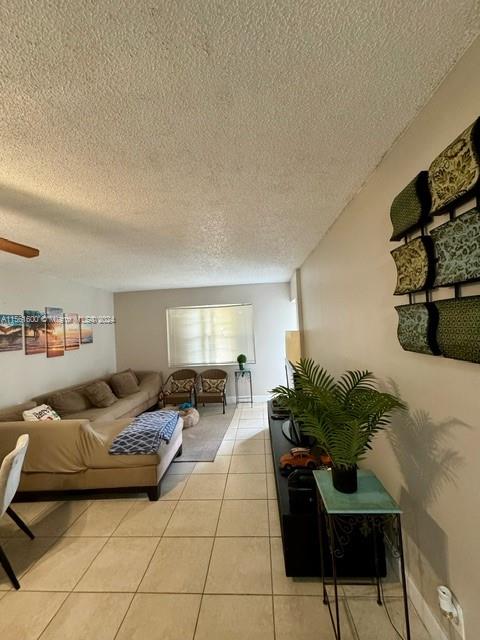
[313,469,411,640]
[234,370,253,407]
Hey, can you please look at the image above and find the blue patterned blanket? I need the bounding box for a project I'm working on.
[109,410,179,455]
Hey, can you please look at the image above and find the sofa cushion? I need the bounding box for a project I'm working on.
[202,378,226,393]
[47,390,91,416]
[64,390,150,422]
[0,400,36,422]
[84,381,117,408]
[110,370,140,398]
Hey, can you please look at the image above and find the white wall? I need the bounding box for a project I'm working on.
[114,283,297,398]
[300,38,480,637]
[0,268,116,407]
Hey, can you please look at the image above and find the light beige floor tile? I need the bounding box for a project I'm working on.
[40,592,133,640]
[233,439,265,454]
[223,428,238,440]
[205,537,271,594]
[217,500,269,536]
[266,473,277,498]
[195,594,274,640]
[0,591,67,640]
[271,537,325,595]
[0,537,57,590]
[21,537,106,591]
[64,500,133,537]
[139,537,214,593]
[265,440,272,454]
[113,500,176,536]
[235,428,265,441]
[164,500,221,536]
[75,536,158,592]
[238,418,266,429]
[193,456,231,474]
[348,597,430,639]
[265,455,274,473]
[29,501,92,537]
[268,500,281,536]
[224,473,268,499]
[274,595,356,640]
[239,409,265,419]
[116,593,201,640]
[169,461,197,474]
[160,473,189,500]
[181,474,227,500]
[0,502,60,538]
[229,454,266,473]
[216,440,234,455]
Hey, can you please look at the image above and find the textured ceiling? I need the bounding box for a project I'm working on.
[0,1,479,291]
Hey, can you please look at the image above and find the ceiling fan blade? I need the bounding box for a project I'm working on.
[0,237,40,258]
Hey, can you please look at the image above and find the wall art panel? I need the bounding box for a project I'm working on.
[395,302,439,355]
[435,296,480,363]
[390,171,431,240]
[391,236,435,295]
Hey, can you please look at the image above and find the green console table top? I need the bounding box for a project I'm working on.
[313,469,401,515]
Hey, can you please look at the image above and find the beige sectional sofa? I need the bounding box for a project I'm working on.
[0,371,183,501]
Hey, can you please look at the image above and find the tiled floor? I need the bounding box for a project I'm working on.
[0,403,432,639]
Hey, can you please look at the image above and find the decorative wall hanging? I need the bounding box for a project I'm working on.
[64,313,80,351]
[24,310,46,355]
[395,303,439,355]
[431,207,480,287]
[391,236,435,295]
[390,172,431,240]
[45,307,65,358]
[0,314,23,352]
[435,296,480,363]
[428,117,480,214]
[80,319,94,344]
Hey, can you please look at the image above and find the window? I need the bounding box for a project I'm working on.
[166,304,255,366]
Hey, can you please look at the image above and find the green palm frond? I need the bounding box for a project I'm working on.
[270,360,404,469]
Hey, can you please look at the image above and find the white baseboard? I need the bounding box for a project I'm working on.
[407,573,449,640]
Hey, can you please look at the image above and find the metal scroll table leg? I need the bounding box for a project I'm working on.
[372,516,382,606]
[397,515,411,640]
[328,514,341,640]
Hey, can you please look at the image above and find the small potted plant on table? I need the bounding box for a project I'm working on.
[272,359,403,493]
[237,353,247,371]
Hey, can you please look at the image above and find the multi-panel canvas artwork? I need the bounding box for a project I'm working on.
[64,313,80,351]
[46,307,65,358]
[80,319,94,344]
[24,310,46,355]
[0,314,23,352]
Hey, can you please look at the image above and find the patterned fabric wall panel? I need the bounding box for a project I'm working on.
[429,117,480,214]
[395,302,439,355]
[391,236,435,295]
[435,296,480,363]
[390,172,431,241]
[431,207,480,287]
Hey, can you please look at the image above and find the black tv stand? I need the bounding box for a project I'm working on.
[268,401,386,578]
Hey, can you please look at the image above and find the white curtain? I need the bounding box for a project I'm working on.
[167,304,255,366]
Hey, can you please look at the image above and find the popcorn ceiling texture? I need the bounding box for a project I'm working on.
[0,0,478,291]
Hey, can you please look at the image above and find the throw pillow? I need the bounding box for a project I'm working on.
[47,390,91,416]
[171,379,193,393]
[84,381,117,408]
[23,404,61,421]
[202,378,225,393]
[110,370,140,398]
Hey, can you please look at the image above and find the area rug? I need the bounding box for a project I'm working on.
[174,404,236,462]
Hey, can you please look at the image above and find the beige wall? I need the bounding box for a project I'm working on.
[0,269,116,407]
[300,38,480,636]
[114,283,297,398]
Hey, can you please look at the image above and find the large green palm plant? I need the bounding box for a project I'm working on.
[272,359,404,470]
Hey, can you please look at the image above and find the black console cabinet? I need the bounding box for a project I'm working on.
[268,402,386,578]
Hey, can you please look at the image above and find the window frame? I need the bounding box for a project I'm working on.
[166,303,256,367]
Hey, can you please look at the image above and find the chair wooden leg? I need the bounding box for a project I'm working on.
[0,544,20,589]
[6,507,34,540]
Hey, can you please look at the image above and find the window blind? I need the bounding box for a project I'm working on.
[166,304,255,366]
